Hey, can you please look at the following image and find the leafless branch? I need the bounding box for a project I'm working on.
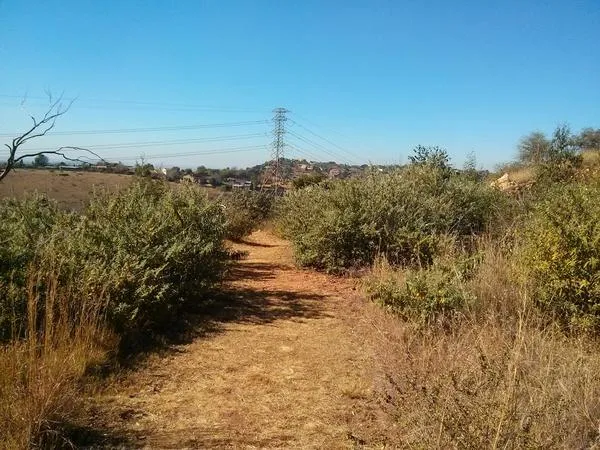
[1,95,97,182]
[12,146,106,165]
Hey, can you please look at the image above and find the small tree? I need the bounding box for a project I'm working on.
[536,124,582,184]
[33,154,49,167]
[517,131,550,164]
[292,172,326,189]
[577,128,600,150]
[409,145,451,171]
[1,94,103,182]
[165,166,181,181]
[548,124,579,160]
[462,151,480,181]
[134,162,154,178]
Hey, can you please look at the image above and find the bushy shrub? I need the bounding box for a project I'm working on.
[0,196,62,340]
[408,145,451,172]
[518,182,600,332]
[1,181,230,341]
[277,166,503,272]
[534,124,583,185]
[292,172,326,190]
[222,190,274,241]
[49,181,229,334]
[364,260,474,325]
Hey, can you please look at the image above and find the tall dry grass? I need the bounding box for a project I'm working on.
[365,239,600,448]
[0,270,113,449]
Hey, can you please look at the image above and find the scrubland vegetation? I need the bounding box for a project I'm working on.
[2,124,600,448]
[222,189,275,241]
[276,129,600,447]
[0,179,242,447]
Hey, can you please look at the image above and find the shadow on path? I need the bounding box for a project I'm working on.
[90,260,328,369]
[236,239,278,248]
[70,255,330,448]
[227,261,287,282]
[160,284,330,352]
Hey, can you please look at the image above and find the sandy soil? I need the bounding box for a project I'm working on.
[81,230,388,449]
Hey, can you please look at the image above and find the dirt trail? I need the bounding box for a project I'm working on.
[85,231,384,449]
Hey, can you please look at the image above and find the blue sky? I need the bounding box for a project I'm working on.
[1,0,598,169]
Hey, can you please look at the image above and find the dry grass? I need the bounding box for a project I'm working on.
[370,313,600,448]
[0,273,113,449]
[0,169,135,210]
[582,149,600,167]
[363,240,600,448]
[78,230,383,448]
[498,150,600,186]
[0,169,222,210]
[506,166,535,184]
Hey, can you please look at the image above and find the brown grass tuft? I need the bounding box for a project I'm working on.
[364,238,600,448]
[0,272,113,449]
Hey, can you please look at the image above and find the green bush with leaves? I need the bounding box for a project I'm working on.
[277,165,503,272]
[518,182,600,332]
[1,181,230,342]
[534,124,583,185]
[364,262,474,325]
[60,181,229,334]
[0,196,63,340]
[292,172,326,190]
[222,190,274,241]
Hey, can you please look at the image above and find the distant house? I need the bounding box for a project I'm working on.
[231,180,253,190]
[298,164,314,172]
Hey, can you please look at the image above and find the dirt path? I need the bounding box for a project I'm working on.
[84,231,384,449]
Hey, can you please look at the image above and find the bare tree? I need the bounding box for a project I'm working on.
[1,94,104,181]
[578,127,600,150]
[517,131,550,164]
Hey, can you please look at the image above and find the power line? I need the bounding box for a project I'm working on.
[286,143,323,162]
[19,133,267,152]
[291,112,367,156]
[114,145,267,161]
[0,120,269,137]
[288,129,358,165]
[288,116,364,163]
[0,94,269,113]
[0,145,267,162]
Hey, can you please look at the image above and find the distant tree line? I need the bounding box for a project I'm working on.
[518,126,600,165]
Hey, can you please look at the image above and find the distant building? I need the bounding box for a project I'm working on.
[231,180,253,190]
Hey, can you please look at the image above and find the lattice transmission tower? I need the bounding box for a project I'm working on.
[263,107,289,191]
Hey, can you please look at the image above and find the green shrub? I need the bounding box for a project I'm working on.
[0,196,62,340]
[52,181,229,334]
[535,156,583,185]
[277,166,503,272]
[222,190,274,241]
[292,172,326,190]
[518,182,600,332]
[364,261,474,325]
[1,181,230,342]
[534,124,584,185]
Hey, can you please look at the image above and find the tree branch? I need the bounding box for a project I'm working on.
[1,95,101,182]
